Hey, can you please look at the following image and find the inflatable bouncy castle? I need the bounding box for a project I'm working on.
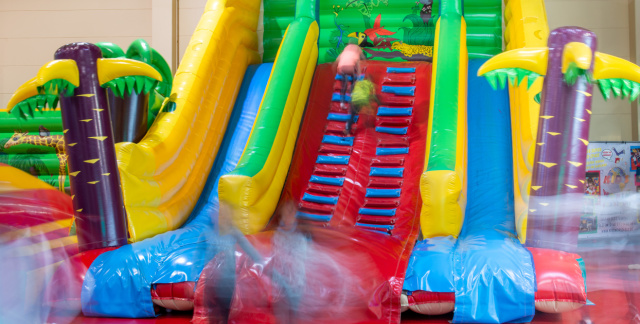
[2,0,640,323]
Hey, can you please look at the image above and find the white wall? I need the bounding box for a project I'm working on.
[546,0,637,141]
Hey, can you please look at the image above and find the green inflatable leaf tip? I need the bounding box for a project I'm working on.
[516,68,528,86]
[507,70,517,87]
[598,79,612,100]
[610,79,622,98]
[125,76,136,96]
[497,71,507,89]
[630,82,640,101]
[564,62,579,86]
[534,92,541,104]
[484,71,498,90]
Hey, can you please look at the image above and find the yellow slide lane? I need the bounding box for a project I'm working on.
[116,0,262,241]
[503,0,549,242]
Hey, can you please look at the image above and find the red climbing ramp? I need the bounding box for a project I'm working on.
[193,61,431,324]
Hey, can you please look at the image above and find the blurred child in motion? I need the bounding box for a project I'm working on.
[345,77,380,135]
[336,40,365,109]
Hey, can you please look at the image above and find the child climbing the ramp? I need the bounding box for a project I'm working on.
[336,40,366,109]
[344,77,380,135]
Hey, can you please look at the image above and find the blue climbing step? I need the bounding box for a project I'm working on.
[366,188,401,198]
[322,135,354,146]
[387,67,416,73]
[370,167,404,178]
[296,211,332,222]
[376,126,408,135]
[309,175,345,186]
[381,86,415,96]
[327,113,358,122]
[356,222,395,232]
[376,147,409,156]
[335,74,365,81]
[316,155,350,164]
[359,208,397,216]
[302,193,339,205]
[377,107,413,117]
[332,93,351,102]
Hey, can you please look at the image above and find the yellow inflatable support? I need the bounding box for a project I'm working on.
[420,0,468,239]
[218,11,319,235]
[116,0,262,241]
[503,0,549,242]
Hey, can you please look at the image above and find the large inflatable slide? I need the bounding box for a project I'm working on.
[3,0,640,323]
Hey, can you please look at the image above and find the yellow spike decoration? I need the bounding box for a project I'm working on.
[537,143,545,146]
[538,162,557,168]
[76,209,83,212]
[102,173,111,176]
[568,161,583,167]
[93,108,104,111]
[586,109,592,114]
[89,136,108,141]
[68,143,77,147]
[529,209,536,213]
[88,181,100,185]
[84,159,100,164]
[531,186,542,191]
[69,171,81,177]
[547,132,561,136]
[63,129,69,134]
[574,117,585,122]
[577,90,592,97]
[565,184,578,189]
[80,119,93,122]
[579,138,589,145]
[579,180,585,184]
[540,116,554,119]
[77,94,95,98]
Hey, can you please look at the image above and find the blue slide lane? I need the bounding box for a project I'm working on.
[403,59,535,323]
[81,64,273,318]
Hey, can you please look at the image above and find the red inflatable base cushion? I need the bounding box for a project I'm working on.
[403,291,455,315]
[529,247,587,313]
[403,248,587,315]
[151,282,196,311]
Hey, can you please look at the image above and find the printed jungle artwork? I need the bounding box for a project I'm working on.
[320,0,435,63]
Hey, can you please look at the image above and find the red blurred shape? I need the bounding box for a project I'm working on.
[45,247,117,312]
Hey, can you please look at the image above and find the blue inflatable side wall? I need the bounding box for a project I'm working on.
[80,63,273,318]
[403,59,536,323]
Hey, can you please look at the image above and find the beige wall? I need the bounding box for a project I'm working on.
[1,0,638,142]
[178,0,207,63]
[0,1,156,109]
[546,0,637,141]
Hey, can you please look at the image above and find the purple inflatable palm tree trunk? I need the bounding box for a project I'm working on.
[55,43,128,251]
[526,27,596,253]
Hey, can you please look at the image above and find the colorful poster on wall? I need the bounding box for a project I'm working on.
[580,142,640,239]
